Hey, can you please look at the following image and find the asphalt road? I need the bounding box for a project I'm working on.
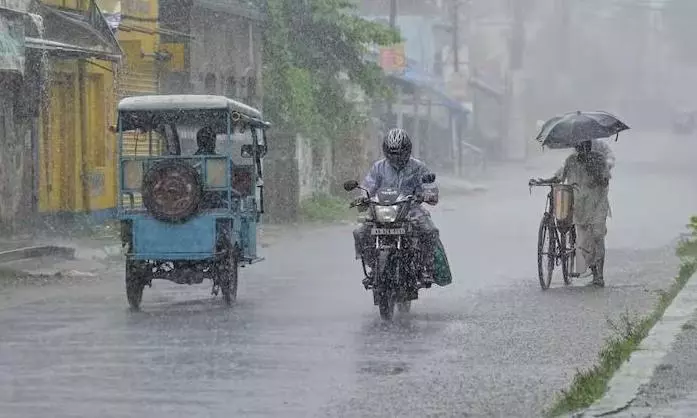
[1,131,696,418]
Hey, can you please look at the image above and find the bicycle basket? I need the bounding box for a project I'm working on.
[552,184,574,224]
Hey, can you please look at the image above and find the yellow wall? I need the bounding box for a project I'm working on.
[38,0,160,213]
[39,59,117,213]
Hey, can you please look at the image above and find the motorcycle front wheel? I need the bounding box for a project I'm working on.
[397,301,411,313]
[378,289,396,320]
[375,251,397,321]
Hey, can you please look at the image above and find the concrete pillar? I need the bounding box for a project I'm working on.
[450,112,460,176]
[412,89,421,159]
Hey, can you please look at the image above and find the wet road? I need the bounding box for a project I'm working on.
[1,131,696,417]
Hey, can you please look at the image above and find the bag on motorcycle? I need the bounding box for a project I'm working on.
[434,238,452,287]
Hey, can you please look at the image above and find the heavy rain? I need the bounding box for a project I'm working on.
[1,0,697,417]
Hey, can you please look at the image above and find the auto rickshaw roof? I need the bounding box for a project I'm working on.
[118,95,262,119]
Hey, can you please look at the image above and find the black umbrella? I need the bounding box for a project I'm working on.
[536,111,630,149]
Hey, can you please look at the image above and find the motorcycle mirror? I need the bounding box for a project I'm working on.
[343,180,359,191]
[422,173,436,184]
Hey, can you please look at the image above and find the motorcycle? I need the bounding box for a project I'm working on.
[343,173,437,321]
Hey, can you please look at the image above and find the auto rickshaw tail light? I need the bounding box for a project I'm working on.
[122,160,143,190]
[205,159,228,188]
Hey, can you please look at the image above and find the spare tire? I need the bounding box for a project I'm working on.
[142,160,203,223]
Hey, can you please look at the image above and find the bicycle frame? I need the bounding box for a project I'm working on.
[542,187,574,262]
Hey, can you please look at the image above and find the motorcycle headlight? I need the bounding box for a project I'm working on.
[374,205,399,223]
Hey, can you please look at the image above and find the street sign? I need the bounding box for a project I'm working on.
[379,43,406,74]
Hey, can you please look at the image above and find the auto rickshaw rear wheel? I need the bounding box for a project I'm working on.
[217,250,239,306]
[141,159,203,223]
[126,259,147,311]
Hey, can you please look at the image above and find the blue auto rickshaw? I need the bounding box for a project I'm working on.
[117,95,270,310]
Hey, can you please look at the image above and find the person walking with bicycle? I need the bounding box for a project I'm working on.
[530,139,611,287]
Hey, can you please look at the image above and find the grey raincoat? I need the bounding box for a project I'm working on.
[360,157,439,218]
[554,150,611,268]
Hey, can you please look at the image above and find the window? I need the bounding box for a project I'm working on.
[204,73,216,94]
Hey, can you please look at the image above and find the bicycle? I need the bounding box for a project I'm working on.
[529,180,579,290]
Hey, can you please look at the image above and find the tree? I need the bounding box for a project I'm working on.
[262,0,400,140]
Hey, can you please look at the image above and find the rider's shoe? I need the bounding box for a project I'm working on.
[587,265,605,287]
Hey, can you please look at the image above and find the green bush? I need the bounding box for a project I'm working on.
[299,193,352,223]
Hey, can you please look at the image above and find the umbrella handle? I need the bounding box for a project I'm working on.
[615,133,619,142]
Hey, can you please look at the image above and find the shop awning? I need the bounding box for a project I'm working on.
[25,0,122,61]
[389,63,471,115]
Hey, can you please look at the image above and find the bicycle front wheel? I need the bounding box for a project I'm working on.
[537,214,556,290]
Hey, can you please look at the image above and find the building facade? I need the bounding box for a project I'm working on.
[158,0,264,108]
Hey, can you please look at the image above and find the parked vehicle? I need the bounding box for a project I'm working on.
[672,109,696,135]
[116,95,270,310]
[344,173,452,320]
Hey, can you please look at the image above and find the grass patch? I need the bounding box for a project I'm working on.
[546,216,697,417]
[299,193,353,223]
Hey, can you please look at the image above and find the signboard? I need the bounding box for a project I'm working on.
[0,12,25,74]
[379,43,406,74]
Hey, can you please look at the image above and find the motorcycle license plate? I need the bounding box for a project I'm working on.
[371,227,406,235]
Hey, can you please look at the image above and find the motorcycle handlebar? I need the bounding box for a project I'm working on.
[349,194,424,208]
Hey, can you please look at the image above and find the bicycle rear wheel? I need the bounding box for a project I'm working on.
[537,214,556,290]
[561,227,576,285]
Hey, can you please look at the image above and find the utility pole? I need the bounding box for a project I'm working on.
[451,0,462,176]
[386,0,398,126]
[504,0,528,160]
[389,0,397,28]
[452,0,459,73]
[509,0,525,71]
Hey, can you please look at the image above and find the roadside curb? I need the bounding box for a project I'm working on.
[0,243,123,279]
[75,244,123,262]
[571,271,697,417]
[0,246,75,264]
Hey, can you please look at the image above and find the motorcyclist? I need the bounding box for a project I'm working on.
[353,128,440,288]
[530,139,611,287]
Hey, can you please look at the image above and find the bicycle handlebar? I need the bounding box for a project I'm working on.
[528,181,580,193]
[529,181,558,187]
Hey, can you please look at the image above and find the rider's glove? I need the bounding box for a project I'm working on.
[350,197,369,208]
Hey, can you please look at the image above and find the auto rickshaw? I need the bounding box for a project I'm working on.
[116,95,270,310]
